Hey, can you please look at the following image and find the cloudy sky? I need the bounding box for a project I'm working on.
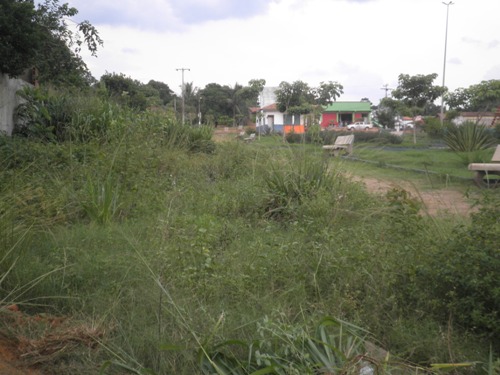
[63,0,499,105]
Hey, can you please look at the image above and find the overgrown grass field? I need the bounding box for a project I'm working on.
[1,94,499,374]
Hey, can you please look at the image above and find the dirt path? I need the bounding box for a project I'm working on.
[356,177,476,217]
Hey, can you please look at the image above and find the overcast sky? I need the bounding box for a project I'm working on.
[63,0,499,105]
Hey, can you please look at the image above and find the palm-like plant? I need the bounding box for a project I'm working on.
[444,122,495,152]
[198,317,420,375]
[443,122,496,164]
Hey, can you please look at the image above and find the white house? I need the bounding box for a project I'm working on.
[256,87,305,134]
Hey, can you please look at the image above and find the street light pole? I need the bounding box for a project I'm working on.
[440,1,454,126]
[198,96,202,126]
[176,67,190,124]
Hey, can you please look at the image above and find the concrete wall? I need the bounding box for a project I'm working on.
[0,73,30,136]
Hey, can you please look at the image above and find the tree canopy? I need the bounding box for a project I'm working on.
[0,0,102,86]
[275,80,343,115]
[100,73,177,111]
[446,80,500,112]
[391,73,445,115]
[198,80,265,126]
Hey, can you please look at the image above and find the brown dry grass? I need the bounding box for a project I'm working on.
[0,306,106,374]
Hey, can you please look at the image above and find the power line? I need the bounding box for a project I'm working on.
[381,84,393,98]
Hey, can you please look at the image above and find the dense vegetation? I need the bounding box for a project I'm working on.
[1,88,499,374]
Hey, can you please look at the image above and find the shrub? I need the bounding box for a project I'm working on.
[422,117,445,138]
[14,86,129,143]
[262,151,337,221]
[444,122,495,152]
[188,125,215,153]
[285,132,305,144]
[319,129,337,145]
[413,192,500,343]
[304,124,323,145]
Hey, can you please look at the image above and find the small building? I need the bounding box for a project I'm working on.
[452,111,500,127]
[320,101,372,128]
[256,103,305,134]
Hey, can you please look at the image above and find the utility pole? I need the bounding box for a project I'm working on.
[381,84,392,98]
[198,96,202,126]
[441,1,454,126]
[176,67,190,124]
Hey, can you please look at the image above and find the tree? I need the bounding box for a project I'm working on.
[275,80,343,115]
[198,79,265,126]
[391,73,445,115]
[447,80,500,112]
[0,0,102,85]
[275,81,313,114]
[445,87,472,111]
[147,80,174,106]
[314,81,344,106]
[199,83,232,125]
[375,97,402,128]
[100,73,149,110]
[0,0,39,77]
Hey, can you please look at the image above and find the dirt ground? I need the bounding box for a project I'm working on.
[355,176,475,217]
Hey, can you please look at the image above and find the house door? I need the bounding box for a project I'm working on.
[340,113,353,126]
[267,115,274,130]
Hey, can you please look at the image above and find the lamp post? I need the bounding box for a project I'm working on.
[198,96,202,126]
[176,67,190,124]
[440,1,454,126]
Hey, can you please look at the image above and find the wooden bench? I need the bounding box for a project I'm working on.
[468,145,500,187]
[322,134,354,156]
[243,133,256,143]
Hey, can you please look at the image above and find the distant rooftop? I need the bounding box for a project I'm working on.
[323,101,372,112]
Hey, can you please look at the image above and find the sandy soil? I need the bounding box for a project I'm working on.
[354,176,476,217]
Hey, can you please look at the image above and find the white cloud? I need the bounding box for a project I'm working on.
[66,0,276,31]
[74,0,500,104]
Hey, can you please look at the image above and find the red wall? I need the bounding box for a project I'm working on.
[321,113,337,128]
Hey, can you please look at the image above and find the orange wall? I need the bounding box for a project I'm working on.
[284,125,305,134]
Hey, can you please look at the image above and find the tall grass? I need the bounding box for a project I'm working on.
[1,91,497,374]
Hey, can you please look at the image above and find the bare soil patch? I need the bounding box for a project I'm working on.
[356,177,476,217]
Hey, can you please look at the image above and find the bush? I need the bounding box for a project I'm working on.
[188,125,215,153]
[422,117,445,138]
[319,129,337,145]
[304,124,323,145]
[262,151,338,221]
[285,132,305,144]
[14,86,129,143]
[413,193,500,343]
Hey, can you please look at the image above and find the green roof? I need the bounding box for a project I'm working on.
[323,101,371,112]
